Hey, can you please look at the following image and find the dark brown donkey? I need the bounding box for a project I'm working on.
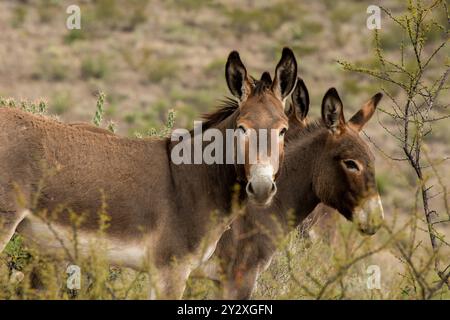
[0,49,298,299]
[206,86,384,299]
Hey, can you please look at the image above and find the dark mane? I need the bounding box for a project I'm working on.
[201,97,239,130]
[253,72,272,96]
[287,119,326,142]
[299,119,325,136]
[199,76,272,130]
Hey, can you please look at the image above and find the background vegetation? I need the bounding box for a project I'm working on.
[0,0,448,299]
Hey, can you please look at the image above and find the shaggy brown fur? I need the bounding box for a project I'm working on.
[0,49,299,299]
[208,88,384,299]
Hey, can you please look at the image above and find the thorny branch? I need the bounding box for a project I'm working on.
[339,0,450,288]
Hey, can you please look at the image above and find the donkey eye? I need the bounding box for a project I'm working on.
[279,128,287,137]
[343,159,360,172]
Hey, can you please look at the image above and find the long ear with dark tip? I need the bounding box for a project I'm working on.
[321,88,345,133]
[272,47,298,101]
[289,77,309,120]
[260,71,272,85]
[348,93,383,132]
[225,51,252,102]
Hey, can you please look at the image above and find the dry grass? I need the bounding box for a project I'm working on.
[0,0,448,299]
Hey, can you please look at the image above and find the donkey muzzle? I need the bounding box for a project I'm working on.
[246,164,277,206]
[353,194,384,235]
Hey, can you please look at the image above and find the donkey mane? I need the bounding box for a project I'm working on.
[252,72,272,95]
[298,119,325,135]
[287,119,325,142]
[200,77,273,131]
[201,97,239,131]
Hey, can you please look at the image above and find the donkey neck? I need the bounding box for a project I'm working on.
[168,110,241,217]
[269,126,328,228]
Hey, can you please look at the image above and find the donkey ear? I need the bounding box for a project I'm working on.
[288,77,309,120]
[272,47,298,101]
[321,88,345,133]
[259,71,272,85]
[348,93,383,132]
[225,51,252,102]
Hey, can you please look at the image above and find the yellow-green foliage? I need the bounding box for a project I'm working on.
[0,97,48,115]
[0,0,448,300]
[0,99,448,299]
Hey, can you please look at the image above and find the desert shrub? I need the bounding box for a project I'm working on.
[0,97,48,115]
[92,92,106,126]
[10,5,27,28]
[119,46,179,84]
[225,1,304,36]
[338,0,449,289]
[145,58,179,84]
[37,0,62,24]
[77,0,150,36]
[51,91,72,115]
[64,29,85,44]
[33,48,72,82]
[81,55,110,80]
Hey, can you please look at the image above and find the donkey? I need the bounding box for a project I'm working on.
[0,48,298,299]
[208,86,384,299]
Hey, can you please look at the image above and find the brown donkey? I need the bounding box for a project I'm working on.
[208,86,384,299]
[0,49,298,298]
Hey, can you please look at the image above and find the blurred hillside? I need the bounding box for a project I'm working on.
[0,0,448,211]
[0,1,443,125]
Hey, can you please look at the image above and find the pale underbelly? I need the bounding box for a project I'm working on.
[18,214,150,270]
[16,213,231,276]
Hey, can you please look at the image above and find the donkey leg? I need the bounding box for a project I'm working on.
[151,265,191,299]
[222,266,259,300]
[0,209,30,253]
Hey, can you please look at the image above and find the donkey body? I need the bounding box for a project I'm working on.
[209,87,384,299]
[0,49,299,298]
[1,108,230,297]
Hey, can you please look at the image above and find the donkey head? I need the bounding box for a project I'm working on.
[314,88,384,235]
[225,48,297,206]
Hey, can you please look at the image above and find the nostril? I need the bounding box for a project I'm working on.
[270,182,277,194]
[246,182,255,195]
